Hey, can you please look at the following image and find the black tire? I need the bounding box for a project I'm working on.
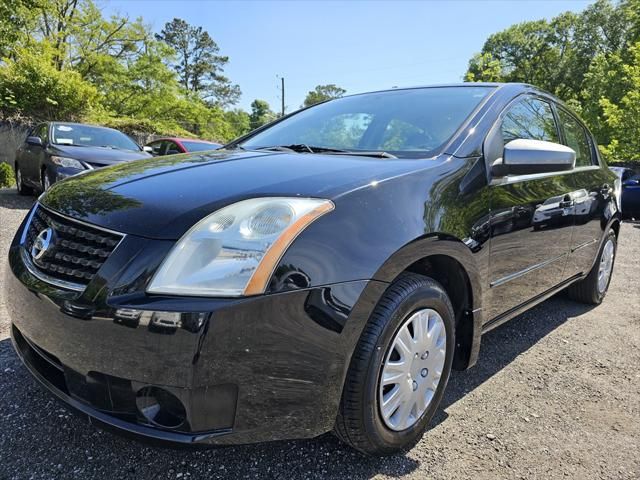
[41,168,51,192]
[334,273,455,455]
[566,229,617,305]
[15,163,33,196]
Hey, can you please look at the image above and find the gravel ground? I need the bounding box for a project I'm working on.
[1,187,639,480]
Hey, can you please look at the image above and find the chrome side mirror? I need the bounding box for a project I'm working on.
[492,139,576,177]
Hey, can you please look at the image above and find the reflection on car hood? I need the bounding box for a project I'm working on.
[51,144,151,165]
[41,149,440,239]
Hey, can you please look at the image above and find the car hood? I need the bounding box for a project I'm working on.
[50,144,151,165]
[41,149,441,239]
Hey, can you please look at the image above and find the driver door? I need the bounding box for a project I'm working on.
[23,123,48,184]
[486,97,575,321]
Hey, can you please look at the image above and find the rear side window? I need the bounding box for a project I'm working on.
[35,124,48,143]
[558,109,595,167]
[165,141,181,155]
[148,141,165,155]
[501,98,559,145]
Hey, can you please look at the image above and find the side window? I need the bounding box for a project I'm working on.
[557,109,594,167]
[501,98,559,145]
[165,141,181,155]
[27,124,47,143]
[37,124,49,143]
[149,141,164,156]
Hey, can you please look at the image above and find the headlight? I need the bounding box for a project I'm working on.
[50,156,86,170]
[147,197,334,297]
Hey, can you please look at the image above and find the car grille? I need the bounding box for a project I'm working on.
[23,205,123,289]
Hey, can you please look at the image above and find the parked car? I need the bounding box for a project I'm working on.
[6,84,621,455]
[610,166,640,219]
[145,137,221,156]
[14,122,152,195]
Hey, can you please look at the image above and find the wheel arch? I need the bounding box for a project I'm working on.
[609,217,621,238]
[371,234,485,370]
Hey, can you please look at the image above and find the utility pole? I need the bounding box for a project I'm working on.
[281,77,285,117]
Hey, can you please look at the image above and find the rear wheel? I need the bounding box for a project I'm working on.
[15,164,33,196]
[566,229,617,305]
[334,274,455,455]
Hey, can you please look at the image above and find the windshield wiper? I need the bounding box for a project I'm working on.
[254,144,320,153]
[324,151,397,159]
[53,142,89,147]
[252,144,396,158]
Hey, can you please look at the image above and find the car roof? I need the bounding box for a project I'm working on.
[341,82,536,99]
[50,121,122,133]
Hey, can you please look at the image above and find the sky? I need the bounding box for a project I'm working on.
[104,0,594,112]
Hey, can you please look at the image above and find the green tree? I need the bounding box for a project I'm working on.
[465,1,632,99]
[249,99,275,130]
[464,53,502,82]
[225,108,251,138]
[465,0,639,163]
[157,18,240,107]
[0,44,98,120]
[303,84,346,107]
[0,0,249,143]
[0,0,38,58]
[598,42,640,161]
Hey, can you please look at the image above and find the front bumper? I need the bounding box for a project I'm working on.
[6,224,387,445]
[11,323,228,446]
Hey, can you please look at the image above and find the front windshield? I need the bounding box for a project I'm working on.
[51,123,141,151]
[182,141,220,152]
[240,86,494,158]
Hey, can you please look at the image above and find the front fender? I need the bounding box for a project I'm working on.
[371,233,485,311]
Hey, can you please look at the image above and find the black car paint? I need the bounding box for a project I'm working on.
[6,84,620,446]
[14,122,150,191]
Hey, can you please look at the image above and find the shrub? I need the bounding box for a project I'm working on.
[0,45,98,121]
[0,162,14,188]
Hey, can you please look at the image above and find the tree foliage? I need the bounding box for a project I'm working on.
[465,0,640,163]
[0,161,14,187]
[0,0,249,142]
[249,99,276,130]
[303,84,346,107]
[0,44,98,120]
[157,18,240,108]
[598,42,640,161]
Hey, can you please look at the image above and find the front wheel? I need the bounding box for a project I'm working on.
[334,274,455,455]
[566,229,617,305]
[15,164,33,196]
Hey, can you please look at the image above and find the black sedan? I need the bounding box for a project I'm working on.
[6,84,620,455]
[14,122,151,194]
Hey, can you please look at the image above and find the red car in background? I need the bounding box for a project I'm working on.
[145,137,221,156]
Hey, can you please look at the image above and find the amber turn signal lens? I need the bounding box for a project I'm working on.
[243,201,334,295]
